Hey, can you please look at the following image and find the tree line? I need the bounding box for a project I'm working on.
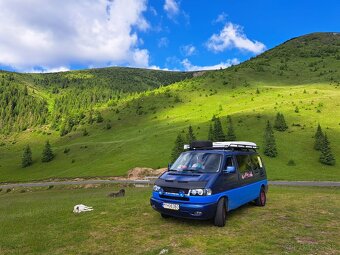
[170,113,335,166]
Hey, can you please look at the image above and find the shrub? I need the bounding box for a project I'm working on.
[287,160,296,166]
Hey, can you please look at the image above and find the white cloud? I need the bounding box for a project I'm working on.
[158,37,169,48]
[213,12,228,24]
[180,44,197,56]
[0,0,151,71]
[206,22,266,54]
[164,0,180,18]
[181,58,239,71]
[27,66,70,73]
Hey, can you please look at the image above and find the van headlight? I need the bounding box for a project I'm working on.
[189,188,212,196]
[153,185,161,192]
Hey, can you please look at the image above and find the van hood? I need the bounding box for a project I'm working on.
[154,171,216,189]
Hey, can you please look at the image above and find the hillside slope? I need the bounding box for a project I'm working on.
[0,32,339,182]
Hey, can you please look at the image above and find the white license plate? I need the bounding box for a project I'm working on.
[162,203,179,210]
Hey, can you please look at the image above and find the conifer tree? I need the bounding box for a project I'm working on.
[208,123,214,141]
[225,115,236,141]
[42,141,54,163]
[83,128,89,136]
[263,121,277,157]
[314,124,324,151]
[319,134,335,165]
[22,145,32,168]
[170,133,185,162]
[213,117,225,141]
[186,125,196,143]
[274,113,288,131]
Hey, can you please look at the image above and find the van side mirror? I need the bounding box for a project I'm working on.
[168,163,172,171]
[224,166,236,174]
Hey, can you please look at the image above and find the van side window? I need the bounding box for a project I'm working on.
[250,154,262,174]
[223,157,233,169]
[236,155,252,173]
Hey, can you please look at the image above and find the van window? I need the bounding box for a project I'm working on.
[250,154,262,174]
[236,155,252,173]
[223,157,233,169]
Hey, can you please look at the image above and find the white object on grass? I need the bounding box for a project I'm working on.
[73,204,93,213]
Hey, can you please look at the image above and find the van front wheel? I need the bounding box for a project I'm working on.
[214,198,227,227]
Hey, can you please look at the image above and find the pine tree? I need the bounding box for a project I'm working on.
[225,115,236,141]
[22,145,33,168]
[263,121,277,157]
[83,128,89,136]
[319,134,335,165]
[170,133,185,163]
[213,117,225,141]
[186,125,196,143]
[42,141,54,163]
[208,123,214,141]
[314,124,324,151]
[274,113,288,131]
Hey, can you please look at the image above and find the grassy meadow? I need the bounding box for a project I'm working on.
[0,185,339,254]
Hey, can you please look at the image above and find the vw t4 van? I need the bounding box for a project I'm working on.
[150,141,268,227]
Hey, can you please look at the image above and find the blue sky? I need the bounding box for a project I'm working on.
[0,0,339,72]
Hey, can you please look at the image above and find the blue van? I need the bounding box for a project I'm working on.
[150,141,268,227]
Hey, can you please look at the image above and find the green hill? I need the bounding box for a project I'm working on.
[0,32,339,182]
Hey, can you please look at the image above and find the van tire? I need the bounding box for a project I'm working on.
[161,213,170,218]
[214,198,227,227]
[255,188,266,206]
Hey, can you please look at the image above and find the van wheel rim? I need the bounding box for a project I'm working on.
[260,191,265,204]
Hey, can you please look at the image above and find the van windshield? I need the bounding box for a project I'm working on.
[170,152,222,173]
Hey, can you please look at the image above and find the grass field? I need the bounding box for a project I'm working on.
[0,185,339,254]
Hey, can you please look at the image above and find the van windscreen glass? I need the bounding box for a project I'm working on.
[171,152,222,173]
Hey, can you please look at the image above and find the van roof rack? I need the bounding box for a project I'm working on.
[184,141,258,151]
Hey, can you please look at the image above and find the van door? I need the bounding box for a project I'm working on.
[235,154,258,204]
[215,156,243,210]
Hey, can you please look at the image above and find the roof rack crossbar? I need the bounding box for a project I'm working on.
[184,141,259,150]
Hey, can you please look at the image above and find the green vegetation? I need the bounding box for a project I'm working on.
[274,112,288,131]
[171,133,185,163]
[41,141,54,163]
[186,125,196,143]
[21,145,32,168]
[0,32,339,182]
[225,115,236,141]
[319,134,335,166]
[263,121,278,158]
[212,117,225,141]
[314,124,324,150]
[0,185,339,254]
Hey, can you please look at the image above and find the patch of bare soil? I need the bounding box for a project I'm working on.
[295,237,318,244]
[127,167,166,180]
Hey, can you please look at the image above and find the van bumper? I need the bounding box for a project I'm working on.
[150,197,217,220]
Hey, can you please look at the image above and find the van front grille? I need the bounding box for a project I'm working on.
[160,194,189,201]
[162,187,189,194]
